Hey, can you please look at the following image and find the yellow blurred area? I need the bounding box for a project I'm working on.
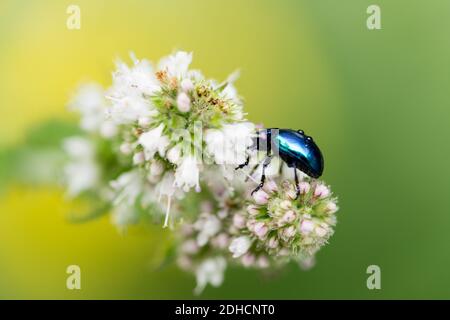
[0,187,176,298]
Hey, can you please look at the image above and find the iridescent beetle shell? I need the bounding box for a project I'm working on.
[274,129,324,178]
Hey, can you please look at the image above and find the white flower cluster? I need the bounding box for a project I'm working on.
[65,51,254,228]
[63,51,339,294]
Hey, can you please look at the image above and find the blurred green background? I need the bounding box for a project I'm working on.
[1,0,449,299]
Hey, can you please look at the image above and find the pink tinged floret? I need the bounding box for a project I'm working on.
[282,210,296,223]
[300,220,315,234]
[254,222,268,239]
[264,180,278,193]
[314,184,330,198]
[246,204,260,216]
[233,214,246,229]
[212,233,229,249]
[132,152,145,165]
[176,92,191,112]
[241,253,255,267]
[283,225,296,238]
[181,240,199,254]
[257,256,270,269]
[180,78,194,92]
[120,143,133,155]
[325,201,338,214]
[268,237,279,249]
[252,190,269,205]
[138,116,151,127]
[315,226,328,237]
[299,181,311,194]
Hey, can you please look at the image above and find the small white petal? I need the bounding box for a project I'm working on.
[229,236,251,258]
[133,152,145,165]
[180,78,194,92]
[176,92,191,112]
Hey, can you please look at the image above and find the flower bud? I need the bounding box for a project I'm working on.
[212,233,229,249]
[264,180,278,193]
[252,190,269,205]
[147,173,160,184]
[254,222,268,239]
[299,256,316,271]
[282,210,296,223]
[177,92,191,112]
[100,122,118,138]
[267,236,279,249]
[246,204,260,216]
[257,255,270,269]
[279,200,292,210]
[315,226,328,237]
[217,209,228,219]
[286,188,298,200]
[138,117,151,127]
[299,181,311,194]
[283,225,296,238]
[241,253,255,267]
[314,184,330,198]
[133,151,145,165]
[167,145,182,164]
[181,239,199,254]
[149,160,163,176]
[325,201,338,214]
[180,224,194,236]
[200,201,213,213]
[177,255,192,270]
[180,78,194,92]
[233,214,246,229]
[229,236,251,258]
[246,219,256,232]
[120,143,133,155]
[300,220,314,234]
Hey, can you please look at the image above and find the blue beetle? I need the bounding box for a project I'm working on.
[236,128,324,198]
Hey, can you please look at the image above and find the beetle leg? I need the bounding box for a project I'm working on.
[235,155,250,170]
[294,168,300,200]
[251,156,272,195]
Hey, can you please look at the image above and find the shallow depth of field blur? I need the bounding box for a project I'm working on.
[1,0,450,299]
